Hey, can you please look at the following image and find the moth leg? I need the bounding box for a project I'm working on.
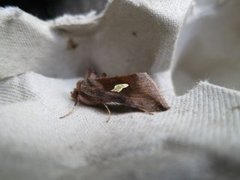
[59,100,78,119]
[103,104,111,123]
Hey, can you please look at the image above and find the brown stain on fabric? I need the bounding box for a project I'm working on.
[132,31,137,37]
[67,38,78,50]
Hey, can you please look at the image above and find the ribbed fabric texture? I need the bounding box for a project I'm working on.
[0,73,240,179]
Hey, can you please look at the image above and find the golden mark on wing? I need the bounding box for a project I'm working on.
[111,84,129,93]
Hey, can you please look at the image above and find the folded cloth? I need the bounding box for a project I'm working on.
[0,0,240,179]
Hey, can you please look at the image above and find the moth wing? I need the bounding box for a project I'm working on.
[81,73,169,112]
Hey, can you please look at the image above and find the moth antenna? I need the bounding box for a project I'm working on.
[103,104,111,123]
[59,101,77,119]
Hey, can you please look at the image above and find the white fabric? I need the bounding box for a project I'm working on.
[0,0,240,179]
[172,0,240,95]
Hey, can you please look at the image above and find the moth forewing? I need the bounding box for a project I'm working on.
[137,73,170,110]
[79,72,169,112]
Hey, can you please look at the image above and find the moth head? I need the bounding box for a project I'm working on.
[71,81,82,100]
[71,88,78,100]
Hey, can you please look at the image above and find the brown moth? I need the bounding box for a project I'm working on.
[60,69,169,120]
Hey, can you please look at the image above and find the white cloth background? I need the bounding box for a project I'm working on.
[0,0,240,179]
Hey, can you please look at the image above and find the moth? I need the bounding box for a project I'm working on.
[60,69,170,121]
